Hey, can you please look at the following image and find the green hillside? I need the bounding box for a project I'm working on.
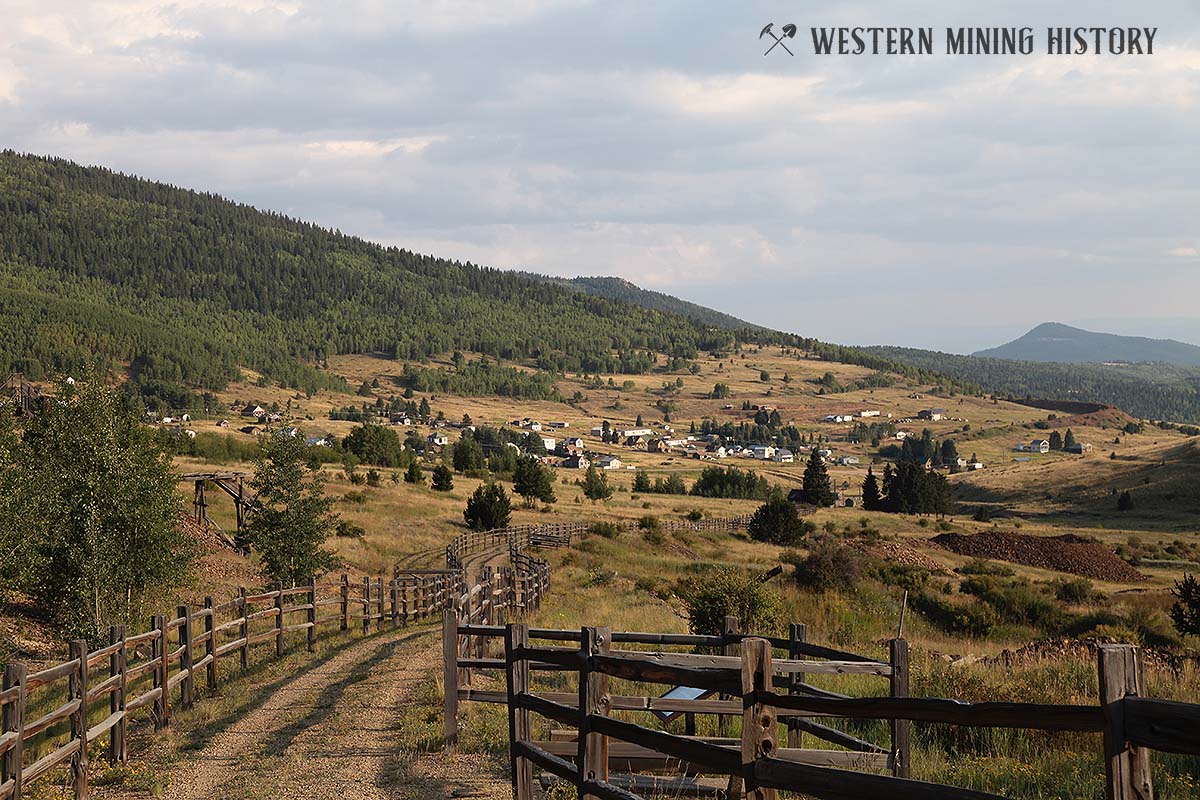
[976,322,1200,367]
[867,345,1200,424]
[0,152,963,405]
[523,274,768,333]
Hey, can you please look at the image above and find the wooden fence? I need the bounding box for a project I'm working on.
[446,517,751,571]
[0,515,555,800]
[496,623,1200,800]
[441,616,904,766]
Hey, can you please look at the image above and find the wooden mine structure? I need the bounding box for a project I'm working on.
[179,471,254,551]
[1,373,43,416]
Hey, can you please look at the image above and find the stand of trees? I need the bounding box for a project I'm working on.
[862,462,952,515]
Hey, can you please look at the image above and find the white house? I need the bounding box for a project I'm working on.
[918,408,946,421]
[858,410,881,418]
[1031,439,1050,454]
[773,449,794,464]
[593,454,623,470]
[839,455,860,466]
[590,425,606,437]
[620,428,654,438]
[428,432,449,447]
[750,445,776,460]
[540,436,556,452]
[560,455,590,470]
[241,404,266,418]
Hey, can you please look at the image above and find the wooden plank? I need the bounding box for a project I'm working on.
[238,587,250,669]
[307,579,318,653]
[1098,645,1153,800]
[125,687,162,713]
[506,624,534,800]
[588,715,743,774]
[752,755,1007,800]
[443,609,458,749]
[1123,696,1200,755]
[538,740,889,770]
[741,638,776,800]
[85,710,124,743]
[110,625,127,763]
[787,623,806,749]
[759,691,1106,732]
[22,739,80,785]
[179,606,194,708]
[590,653,740,694]
[890,638,911,778]
[578,627,611,799]
[1,665,24,797]
[68,640,88,799]
[25,658,81,689]
[204,597,217,691]
[24,698,80,739]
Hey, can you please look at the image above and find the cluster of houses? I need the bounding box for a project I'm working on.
[820,409,889,424]
[1016,438,1093,455]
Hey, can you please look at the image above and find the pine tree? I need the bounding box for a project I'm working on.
[861,467,881,510]
[513,456,556,507]
[582,465,613,501]
[635,414,644,427]
[1049,430,1063,451]
[1064,429,1077,450]
[464,483,512,531]
[748,491,807,545]
[633,470,652,493]
[1170,573,1200,638]
[802,449,835,507]
[1117,490,1133,511]
[431,463,454,492]
[404,461,424,485]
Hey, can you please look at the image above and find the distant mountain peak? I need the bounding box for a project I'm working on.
[974,323,1200,367]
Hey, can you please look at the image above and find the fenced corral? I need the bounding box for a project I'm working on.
[441,616,906,776]
[490,622,1200,800]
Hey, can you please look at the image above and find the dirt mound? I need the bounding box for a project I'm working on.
[850,539,949,574]
[930,531,1145,583]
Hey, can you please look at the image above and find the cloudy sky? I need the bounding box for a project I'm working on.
[2,1,1198,352]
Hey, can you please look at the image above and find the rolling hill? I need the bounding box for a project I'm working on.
[0,152,959,405]
[975,322,1200,367]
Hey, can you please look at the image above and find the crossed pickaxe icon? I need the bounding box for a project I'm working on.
[760,23,797,56]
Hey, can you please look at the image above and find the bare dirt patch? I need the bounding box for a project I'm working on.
[929,531,1145,583]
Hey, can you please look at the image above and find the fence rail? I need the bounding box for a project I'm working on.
[495,623,1198,800]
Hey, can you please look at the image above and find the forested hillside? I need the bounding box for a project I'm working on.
[868,345,1200,423]
[523,274,768,333]
[0,152,962,400]
[0,153,772,390]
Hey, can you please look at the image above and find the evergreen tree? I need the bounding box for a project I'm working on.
[940,439,959,465]
[1049,430,1063,451]
[802,449,835,507]
[861,467,881,510]
[1170,573,1200,638]
[582,465,613,501]
[418,397,431,418]
[635,414,644,427]
[452,436,484,472]
[632,469,652,493]
[246,431,339,588]
[748,492,807,545]
[464,482,512,531]
[1117,490,1133,511]
[513,456,556,507]
[431,463,454,492]
[1063,428,1077,450]
[404,461,424,485]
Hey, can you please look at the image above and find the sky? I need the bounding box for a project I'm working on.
[1,1,1198,352]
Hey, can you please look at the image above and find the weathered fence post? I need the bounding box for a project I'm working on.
[3,663,26,796]
[719,615,739,738]
[1099,644,1153,800]
[68,639,89,797]
[203,597,217,690]
[401,578,409,624]
[307,578,318,653]
[443,604,459,749]
[340,574,350,631]
[890,638,911,778]
[504,623,533,800]
[362,576,371,635]
[390,579,399,625]
[238,587,250,670]
[378,578,386,629]
[787,623,806,748]
[152,615,169,729]
[178,605,194,709]
[274,582,285,657]
[740,638,776,800]
[109,624,127,763]
[578,626,611,799]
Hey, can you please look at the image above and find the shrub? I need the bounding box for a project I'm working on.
[342,490,369,505]
[912,592,998,637]
[1169,573,1200,638]
[638,515,660,531]
[748,494,811,546]
[956,559,1015,578]
[589,522,623,539]
[685,509,704,522]
[335,520,365,538]
[676,567,780,636]
[1053,577,1095,604]
[784,536,866,593]
[463,482,512,531]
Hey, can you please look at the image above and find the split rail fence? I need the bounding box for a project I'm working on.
[496,623,1200,800]
[0,517,557,800]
